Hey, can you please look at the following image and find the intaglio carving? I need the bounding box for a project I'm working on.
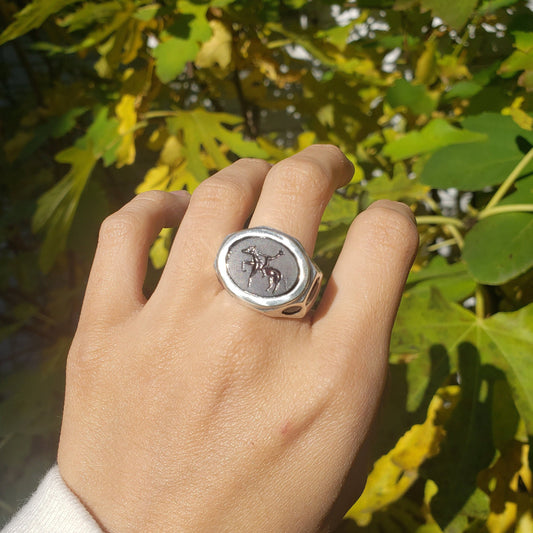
[241,245,284,293]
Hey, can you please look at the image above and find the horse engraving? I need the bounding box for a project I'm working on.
[241,245,284,293]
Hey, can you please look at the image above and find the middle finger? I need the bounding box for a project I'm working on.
[249,144,354,254]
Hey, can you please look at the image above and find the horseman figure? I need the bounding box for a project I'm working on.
[241,246,284,293]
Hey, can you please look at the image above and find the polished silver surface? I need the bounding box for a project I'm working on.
[215,227,322,318]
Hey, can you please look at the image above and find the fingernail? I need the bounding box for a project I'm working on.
[367,200,416,224]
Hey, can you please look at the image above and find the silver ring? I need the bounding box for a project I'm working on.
[215,227,322,318]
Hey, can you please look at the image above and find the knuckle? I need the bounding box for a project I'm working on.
[134,189,168,205]
[98,210,139,244]
[192,176,250,211]
[233,157,271,172]
[271,156,330,197]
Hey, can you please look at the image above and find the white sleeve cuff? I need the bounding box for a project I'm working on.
[2,465,102,533]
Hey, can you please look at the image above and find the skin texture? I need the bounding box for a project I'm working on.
[57,145,419,533]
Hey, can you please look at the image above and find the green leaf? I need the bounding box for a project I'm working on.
[420,0,478,30]
[499,31,533,78]
[33,147,96,272]
[58,1,122,32]
[357,0,395,6]
[0,0,83,46]
[393,291,533,527]
[320,194,358,229]
[444,80,483,100]
[383,119,487,161]
[462,213,533,285]
[18,107,88,160]
[133,4,161,22]
[423,344,494,528]
[152,2,212,83]
[406,256,476,302]
[80,107,121,165]
[366,163,429,201]
[420,113,533,190]
[166,109,267,184]
[500,174,533,205]
[478,0,520,14]
[386,79,437,116]
[153,37,200,83]
[393,290,533,440]
[32,108,120,271]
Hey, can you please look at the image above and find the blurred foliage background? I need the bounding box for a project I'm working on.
[1,0,533,530]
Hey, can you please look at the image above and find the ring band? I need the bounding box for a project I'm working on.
[215,227,322,318]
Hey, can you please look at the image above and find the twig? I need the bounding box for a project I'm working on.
[232,68,258,139]
[478,203,533,220]
[416,216,466,229]
[485,147,533,210]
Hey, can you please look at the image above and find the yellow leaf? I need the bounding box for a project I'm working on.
[115,94,136,167]
[415,40,438,85]
[437,54,470,84]
[480,441,533,533]
[168,160,199,192]
[502,97,533,131]
[135,165,170,194]
[160,135,184,166]
[147,127,169,152]
[122,19,145,64]
[345,386,460,526]
[195,19,232,69]
[516,506,533,533]
[296,131,317,151]
[150,227,173,269]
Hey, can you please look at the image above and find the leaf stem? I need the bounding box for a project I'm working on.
[478,203,533,220]
[424,195,441,214]
[475,285,485,319]
[445,224,464,250]
[427,238,458,252]
[141,111,179,119]
[416,216,466,229]
[484,147,533,210]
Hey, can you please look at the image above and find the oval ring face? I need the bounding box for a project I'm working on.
[215,227,313,313]
[226,236,299,298]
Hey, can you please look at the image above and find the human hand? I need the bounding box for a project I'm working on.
[57,145,418,532]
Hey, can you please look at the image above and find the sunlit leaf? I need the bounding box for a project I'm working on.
[149,227,173,269]
[115,94,137,167]
[406,256,476,303]
[421,113,533,189]
[384,119,487,161]
[32,108,121,271]
[462,213,533,285]
[393,290,533,442]
[196,20,233,69]
[499,31,533,90]
[366,164,429,202]
[166,109,268,184]
[346,386,460,526]
[153,2,212,83]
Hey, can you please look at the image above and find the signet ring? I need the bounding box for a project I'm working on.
[214,227,322,318]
